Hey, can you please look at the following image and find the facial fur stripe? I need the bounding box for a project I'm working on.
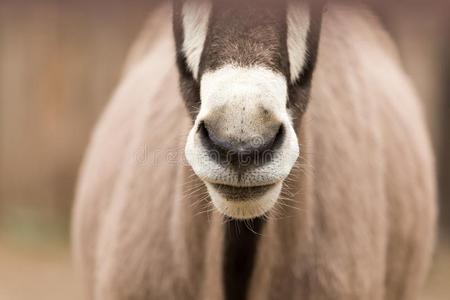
[287,1,311,83]
[182,1,212,79]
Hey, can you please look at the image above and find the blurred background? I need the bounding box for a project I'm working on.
[0,0,448,299]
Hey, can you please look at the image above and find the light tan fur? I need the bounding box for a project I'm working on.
[72,3,436,300]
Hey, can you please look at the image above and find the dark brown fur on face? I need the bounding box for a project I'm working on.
[173,0,324,119]
[199,0,289,75]
[72,2,437,300]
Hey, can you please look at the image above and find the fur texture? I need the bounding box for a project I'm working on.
[287,1,310,83]
[72,2,436,300]
[181,0,212,79]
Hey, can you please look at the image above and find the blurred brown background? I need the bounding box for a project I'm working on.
[0,0,448,299]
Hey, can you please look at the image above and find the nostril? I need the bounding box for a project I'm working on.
[198,121,232,152]
[197,120,286,169]
[198,121,213,149]
[197,121,209,141]
[270,124,285,152]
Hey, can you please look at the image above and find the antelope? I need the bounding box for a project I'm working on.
[72,0,437,299]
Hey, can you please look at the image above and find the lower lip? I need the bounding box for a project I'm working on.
[211,183,276,200]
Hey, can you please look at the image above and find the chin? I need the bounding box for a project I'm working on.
[205,182,283,220]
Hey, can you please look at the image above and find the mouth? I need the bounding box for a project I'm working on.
[205,181,283,220]
[211,183,276,201]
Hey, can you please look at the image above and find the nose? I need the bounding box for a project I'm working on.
[198,121,285,169]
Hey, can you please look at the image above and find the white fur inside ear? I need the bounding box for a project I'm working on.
[287,2,310,83]
[182,1,212,79]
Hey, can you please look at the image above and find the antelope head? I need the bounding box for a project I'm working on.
[173,0,323,219]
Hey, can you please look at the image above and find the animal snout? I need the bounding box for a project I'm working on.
[198,119,285,169]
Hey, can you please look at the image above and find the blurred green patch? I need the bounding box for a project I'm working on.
[0,205,70,250]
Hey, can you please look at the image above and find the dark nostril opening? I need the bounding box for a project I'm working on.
[198,121,285,169]
[198,121,233,152]
[198,121,209,140]
[270,125,285,152]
